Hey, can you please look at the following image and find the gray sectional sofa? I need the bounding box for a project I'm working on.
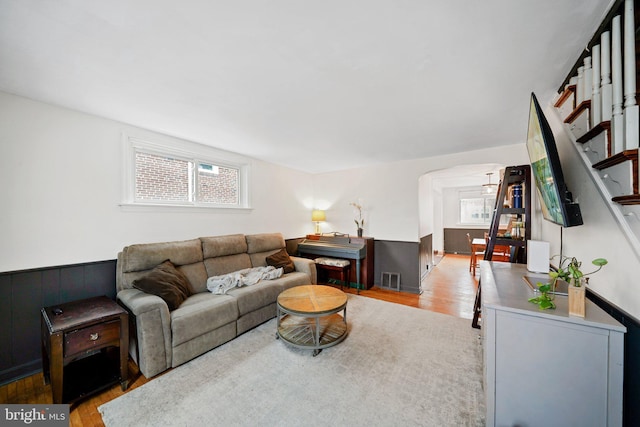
[116,232,316,378]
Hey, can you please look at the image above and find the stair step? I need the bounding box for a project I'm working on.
[554,84,576,109]
[592,148,638,171]
[612,194,640,205]
[564,99,591,124]
[576,120,611,143]
[593,149,639,203]
[563,99,591,140]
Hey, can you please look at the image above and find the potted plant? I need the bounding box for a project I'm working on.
[350,201,365,237]
[529,255,608,316]
[550,255,608,286]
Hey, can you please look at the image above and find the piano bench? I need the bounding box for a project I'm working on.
[314,257,351,290]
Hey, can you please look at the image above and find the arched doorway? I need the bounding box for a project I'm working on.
[418,163,504,278]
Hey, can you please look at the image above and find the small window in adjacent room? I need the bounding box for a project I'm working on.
[123,135,250,209]
[460,197,495,225]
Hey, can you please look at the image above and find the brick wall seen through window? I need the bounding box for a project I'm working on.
[198,163,239,205]
[135,152,190,202]
[134,152,240,205]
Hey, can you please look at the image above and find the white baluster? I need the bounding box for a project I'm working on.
[583,57,593,103]
[624,0,639,150]
[601,31,613,122]
[592,44,602,126]
[612,15,624,154]
[576,66,585,104]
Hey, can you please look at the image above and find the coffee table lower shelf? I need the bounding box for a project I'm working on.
[276,313,347,356]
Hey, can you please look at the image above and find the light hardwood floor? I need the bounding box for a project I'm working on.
[0,254,477,426]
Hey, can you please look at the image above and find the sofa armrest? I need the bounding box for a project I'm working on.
[290,256,317,285]
[116,288,173,378]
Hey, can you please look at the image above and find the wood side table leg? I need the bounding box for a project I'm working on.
[119,314,129,390]
[49,332,64,404]
[41,316,51,385]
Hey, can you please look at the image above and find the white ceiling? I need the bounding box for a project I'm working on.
[0,0,613,174]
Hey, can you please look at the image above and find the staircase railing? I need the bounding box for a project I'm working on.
[555,0,640,259]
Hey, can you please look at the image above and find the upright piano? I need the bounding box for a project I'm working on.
[298,234,375,290]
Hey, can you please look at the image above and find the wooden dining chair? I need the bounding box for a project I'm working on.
[484,232,511,262]
[467,233,485,275]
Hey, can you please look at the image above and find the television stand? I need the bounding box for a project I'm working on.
[480,261,625,426]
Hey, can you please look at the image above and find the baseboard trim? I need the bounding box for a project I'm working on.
[0,360,41,386]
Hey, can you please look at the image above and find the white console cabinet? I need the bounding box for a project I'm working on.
[480,261,625,427]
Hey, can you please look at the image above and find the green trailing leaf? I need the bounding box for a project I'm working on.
[539,299,555,309]
[537,283,550,293]
[528,281,558,310]
[528,295,556,310]
[592,258,608,267]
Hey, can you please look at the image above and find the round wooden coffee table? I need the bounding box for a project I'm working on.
[276,285,348,356]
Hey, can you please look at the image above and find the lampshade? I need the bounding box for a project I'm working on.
[311,210,326,222]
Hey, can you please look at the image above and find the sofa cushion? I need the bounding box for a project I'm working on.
[246,233,285,254]
[122,239,203,273]
[132,260,193,311]
[171,293,239,347]
[226,280,283,316]
[204,253,252,279]
[201,234,247,258]
[266,248,295,274]
[178,262,209,294]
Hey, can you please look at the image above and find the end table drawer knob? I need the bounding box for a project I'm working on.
[64,320,120,357]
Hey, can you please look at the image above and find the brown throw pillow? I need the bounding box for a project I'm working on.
[132,260,192,311]
[265,248,295,274]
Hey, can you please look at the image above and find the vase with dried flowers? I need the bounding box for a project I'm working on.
[350,202,364,237]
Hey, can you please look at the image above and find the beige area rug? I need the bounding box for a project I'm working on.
[99,294,484,426]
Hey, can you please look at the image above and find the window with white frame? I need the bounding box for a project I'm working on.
[459,196,495,225]
[123,136,249,208]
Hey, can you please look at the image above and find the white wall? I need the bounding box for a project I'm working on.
[313,144,529,242]
[540,104,640,318]
[0,90,528,274]
[0,92,313,272]
[432,187,443,252]
[418,173,433,237]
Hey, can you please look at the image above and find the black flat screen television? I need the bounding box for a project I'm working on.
[525,92,583,227]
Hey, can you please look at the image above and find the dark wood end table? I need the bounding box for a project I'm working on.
[41,295,129,404]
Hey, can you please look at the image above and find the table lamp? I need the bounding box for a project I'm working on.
[311,210,326,234]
